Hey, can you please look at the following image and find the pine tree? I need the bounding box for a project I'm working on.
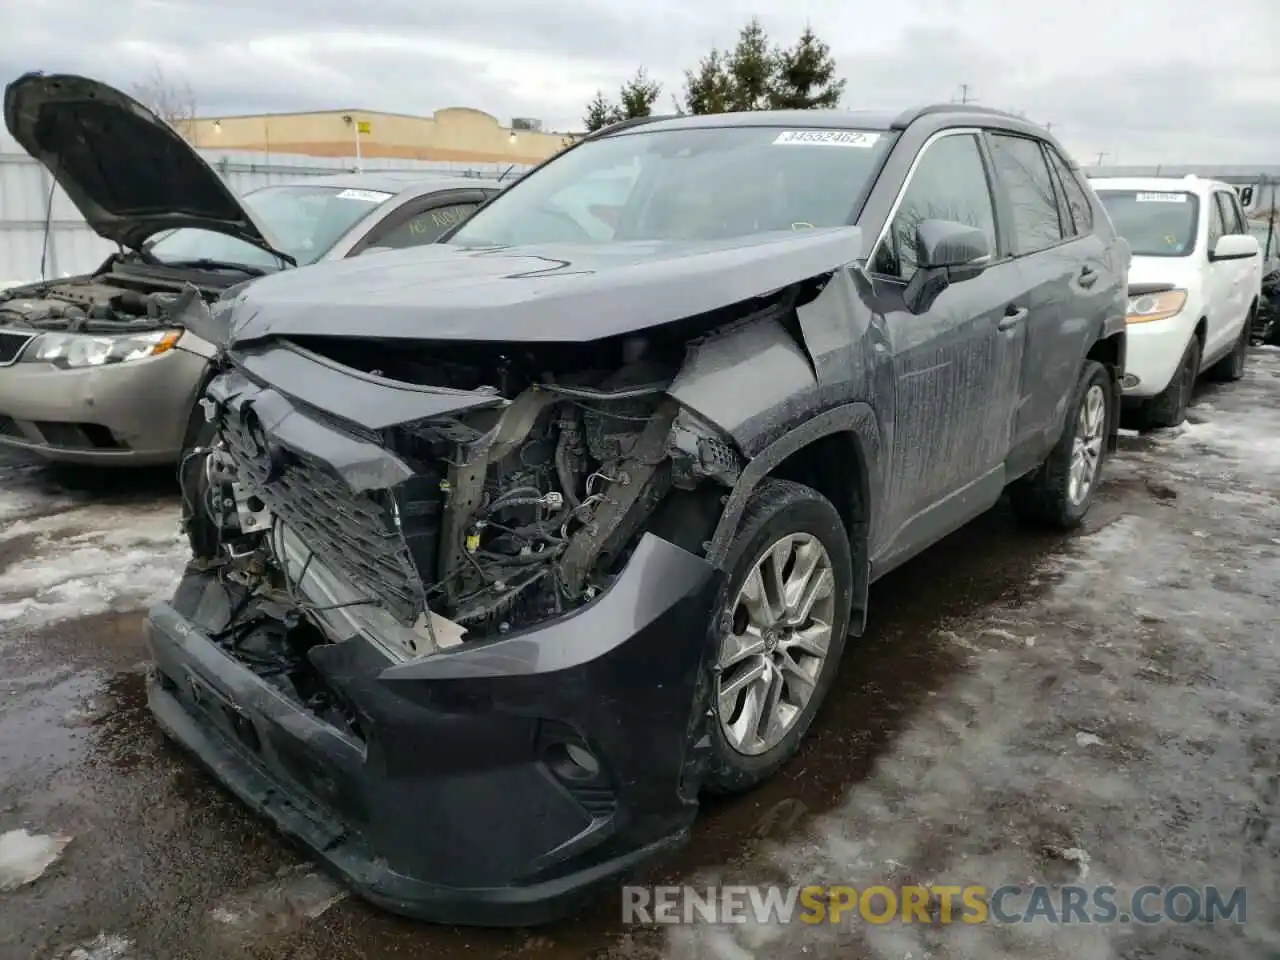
[725,17,775,112]
[615,19,849,122]
[769,25,846,109]
[683,49,733,115]
[583,91,621,133]
[617,68,662,121]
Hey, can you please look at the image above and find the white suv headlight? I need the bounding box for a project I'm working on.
[1126,289,1187,324]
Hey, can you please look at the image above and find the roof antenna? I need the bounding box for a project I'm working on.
[38,172,56,283]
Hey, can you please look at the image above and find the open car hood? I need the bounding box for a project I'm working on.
[3,72,287,259]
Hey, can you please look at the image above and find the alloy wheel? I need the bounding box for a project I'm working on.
[715,533,835,756]
[1068,384,1106,505]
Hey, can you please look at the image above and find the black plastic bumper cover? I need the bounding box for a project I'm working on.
[144,533,717,926]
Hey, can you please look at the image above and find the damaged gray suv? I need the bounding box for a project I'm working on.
[146,106,1129,925]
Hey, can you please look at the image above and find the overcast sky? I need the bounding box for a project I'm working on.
[2,0,1278,166]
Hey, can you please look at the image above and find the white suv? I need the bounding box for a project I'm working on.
[1091,175,1262,428]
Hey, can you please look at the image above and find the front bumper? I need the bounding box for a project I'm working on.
[144,534,717,926]
[1119,311,1198,399]
[0,345,207,465]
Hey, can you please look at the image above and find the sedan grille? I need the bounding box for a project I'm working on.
[220,408,431,625]
[0,330,35,366]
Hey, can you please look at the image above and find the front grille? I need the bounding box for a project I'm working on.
[220,407,432,625]
[0,330,35,366]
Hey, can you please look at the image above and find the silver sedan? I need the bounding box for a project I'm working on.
[0,72,503,466]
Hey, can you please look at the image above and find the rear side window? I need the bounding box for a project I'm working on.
[871,133,997,282]
[1045,148,1093,234]
[1207,195,1227,248]
[371,203,481,249]
[987,134,1063,254]
[1218,192,1248,234]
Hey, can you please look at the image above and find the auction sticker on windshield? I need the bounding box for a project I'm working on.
[336,189,393,203]
[773,130,881,147]
[1136,193,1188,203]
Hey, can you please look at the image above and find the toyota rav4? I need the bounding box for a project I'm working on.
[145,105,1128,925]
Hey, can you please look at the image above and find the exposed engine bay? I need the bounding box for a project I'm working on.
[185,329,750,706]
[0,265,217,332]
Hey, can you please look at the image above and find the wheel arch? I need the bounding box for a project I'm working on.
[705,403,882,635]
[1085,329,1125,453]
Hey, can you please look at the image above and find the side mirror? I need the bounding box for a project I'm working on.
[1210,234,1260,262]
[904,219,992,314]
[918,219,991,273]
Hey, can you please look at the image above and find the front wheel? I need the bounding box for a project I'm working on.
[702,479,853,795]
[1206,313,1251,382]
[1139,335,1200,429]
[1009,360,1111,530]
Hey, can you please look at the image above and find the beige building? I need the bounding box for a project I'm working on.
[185,107,575,165]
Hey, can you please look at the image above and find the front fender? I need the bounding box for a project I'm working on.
[703,403,884,570]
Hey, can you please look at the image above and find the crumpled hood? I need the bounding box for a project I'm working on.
[224,226,863,345]
[3,72,284,257]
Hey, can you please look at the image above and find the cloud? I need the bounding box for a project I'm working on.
[1,0,1277,162]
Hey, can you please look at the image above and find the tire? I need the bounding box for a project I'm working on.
[1139,335,1200,430]
[702,479,853,795]
[1009,360,1111,530]
[1206,313,1251,382]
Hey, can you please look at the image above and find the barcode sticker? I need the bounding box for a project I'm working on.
[773,130,881,148]
[335,189,393,203]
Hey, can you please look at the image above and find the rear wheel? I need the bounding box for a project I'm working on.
[1206,313,1251,382]
[1139,335,1200,429]
[702,479,852,795]
[1010,360,1111,530]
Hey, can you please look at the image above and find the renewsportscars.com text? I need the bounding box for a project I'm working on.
[621,884,1247,926]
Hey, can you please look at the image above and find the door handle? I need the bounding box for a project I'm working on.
[1078,265,1098,288]
[998,306,1028,331]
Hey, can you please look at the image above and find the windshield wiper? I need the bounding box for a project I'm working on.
[160,258,272,278]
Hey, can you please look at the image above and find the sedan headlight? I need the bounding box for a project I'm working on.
[1126,289,1187,324]
[22,330,182,368]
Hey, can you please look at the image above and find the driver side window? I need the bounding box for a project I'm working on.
[872,134,997,282]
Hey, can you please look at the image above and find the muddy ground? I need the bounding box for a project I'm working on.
[1,348,1278,960]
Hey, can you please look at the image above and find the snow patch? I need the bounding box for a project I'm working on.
[0,504,185,629]
[1164,416,1280,477]
[54,934,136,960]
[0,487,76,525]
[0,828,72,891]
[209,864,348,939]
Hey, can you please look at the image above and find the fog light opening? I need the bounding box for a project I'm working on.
[546,740,601,780]
[1121,373,1140,389]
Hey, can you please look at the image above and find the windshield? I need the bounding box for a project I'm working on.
[447,126,894,247]
[1096,190,1200,257]
[148,184,394,270]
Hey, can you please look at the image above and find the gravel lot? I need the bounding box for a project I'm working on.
[2,348,1278,960]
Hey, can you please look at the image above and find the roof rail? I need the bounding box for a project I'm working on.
[581,113,677,143]
[890,103,1034,130]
